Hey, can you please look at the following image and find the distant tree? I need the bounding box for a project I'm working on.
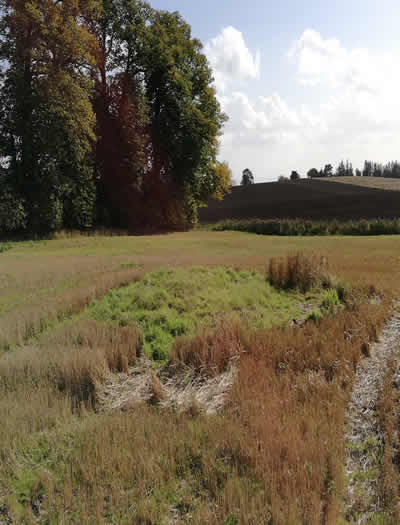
[211,161,233,200]
[323,164,333,177]
[278,175,289,182]
[307,168,319,179]
[241,168,254,185]
[335,161,346,177]
[383,164,392,178]
[373,163,383,177]
[361,160,400,178]
[391,162,400,178]
[290,171,301,181]
[363,161,373,177]
[345,160,354,177]
[355,168,362,177]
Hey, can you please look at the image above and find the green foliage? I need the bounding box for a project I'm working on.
[89,1,226,230]
[306,289,344,322]
[87,267,303,360]
[0,0,224,233]
[0,186,27,233]
[320,289,342,314]
[0,0,98,233]
[143,9,227,227]
[307,309,322,323]
[211,161,233,200]
[224,515,240,525]
[211,218,400,236]
[12,469,43,508]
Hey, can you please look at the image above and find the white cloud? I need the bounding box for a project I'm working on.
[205,26,260,93]
[220,92,301,148]
[206,27,400,181]
[289,29,400,129]
[288,29,385,97]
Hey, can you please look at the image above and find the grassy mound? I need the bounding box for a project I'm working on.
[87,267,306,360]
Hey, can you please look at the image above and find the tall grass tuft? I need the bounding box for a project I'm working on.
[170,320,242,375]
[267,253,331,292]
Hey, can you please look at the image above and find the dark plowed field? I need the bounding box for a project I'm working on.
[199,177,400,223]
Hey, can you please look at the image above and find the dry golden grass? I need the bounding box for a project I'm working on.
[170,320,242,375]
[1,233,400,523]
[0,265,143,349]
[267,252,330,292]
[167,294,389,524]
[232,304,389,524]
[321,176,400,192]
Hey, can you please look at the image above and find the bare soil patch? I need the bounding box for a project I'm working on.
[200,177,400,222]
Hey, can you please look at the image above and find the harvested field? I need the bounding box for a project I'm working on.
[199,177,400,223]
[1,232,400,523]
[322,177,400,191]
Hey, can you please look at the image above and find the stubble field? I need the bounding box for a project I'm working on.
[1,231,400,524]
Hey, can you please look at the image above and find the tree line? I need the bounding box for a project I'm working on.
[307,160,400,179]
[274,160,400,182]
[0,0,230,235]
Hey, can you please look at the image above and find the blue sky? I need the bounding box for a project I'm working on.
[151,1,400,182]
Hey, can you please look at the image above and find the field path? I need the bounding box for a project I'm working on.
[343,304,400,523]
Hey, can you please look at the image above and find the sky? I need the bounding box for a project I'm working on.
[150,0,400,182]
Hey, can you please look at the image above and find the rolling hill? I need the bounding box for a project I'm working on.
[199,177,400,223]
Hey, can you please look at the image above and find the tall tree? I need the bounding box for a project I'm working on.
[87,0,151,228]
[143,8,226,227]
[335,160,346,177]
[290,170,300,181]
[363,160,373,177]
[344,160,353,177]
[88,2,226,229]
[0,0,99,232]
[373,162,383,177]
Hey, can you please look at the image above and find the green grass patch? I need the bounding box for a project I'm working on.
[86,267,307,361]
[320,288,343,314]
